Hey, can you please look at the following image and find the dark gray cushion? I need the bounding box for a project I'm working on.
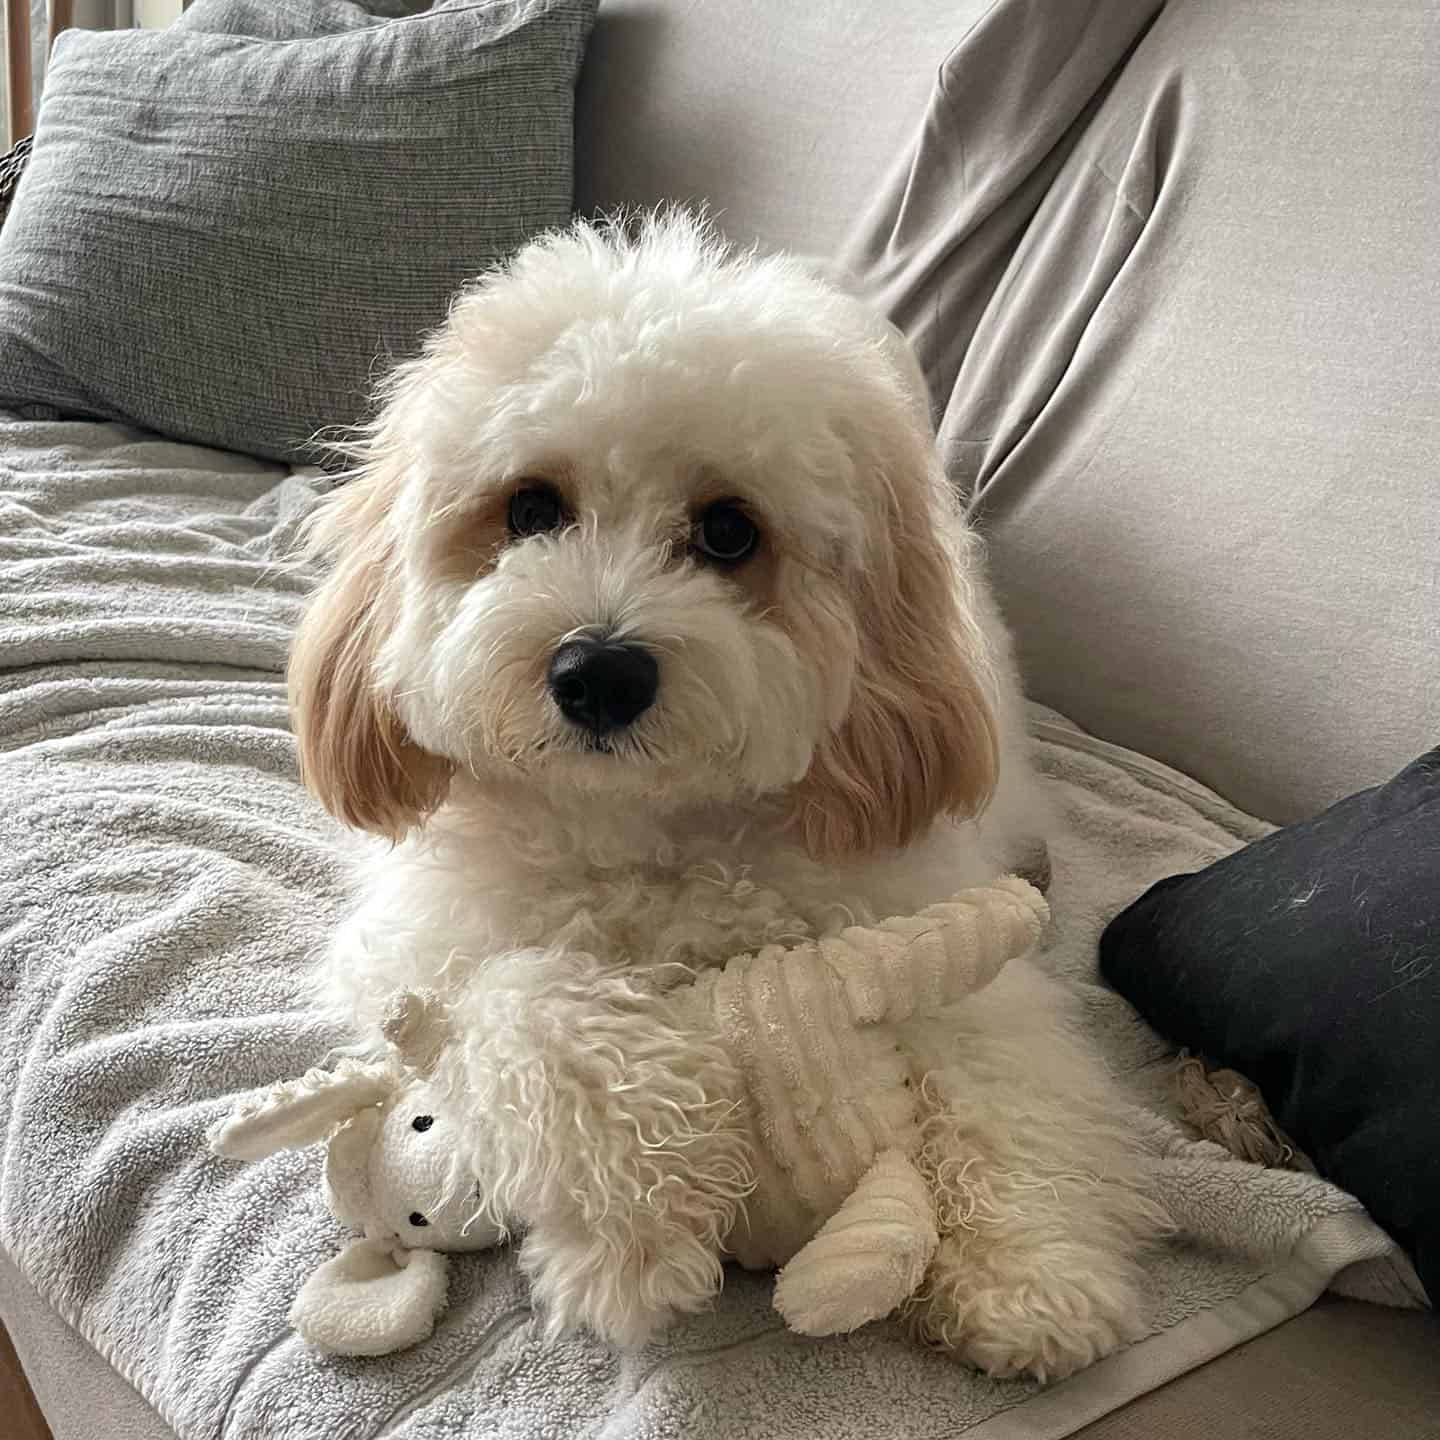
[1101,747,1440,1302]
[0,0,596,463]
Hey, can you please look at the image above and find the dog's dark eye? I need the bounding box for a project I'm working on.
[507,482,567,538]
[409,1211,429,1228]
[693,500,759,565]
[411,1115,434,1133]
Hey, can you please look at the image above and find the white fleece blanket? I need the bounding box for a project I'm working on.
[0,414,1422,1440]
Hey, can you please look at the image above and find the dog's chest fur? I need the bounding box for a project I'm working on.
[326,797,991,1037]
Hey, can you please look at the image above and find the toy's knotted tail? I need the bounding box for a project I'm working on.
[820,874,1049,1026]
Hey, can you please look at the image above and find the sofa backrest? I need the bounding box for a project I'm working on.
[573,0,1440,826]
[575,0,987,257]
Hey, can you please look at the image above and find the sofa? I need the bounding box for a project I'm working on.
[2,1,1438,1437]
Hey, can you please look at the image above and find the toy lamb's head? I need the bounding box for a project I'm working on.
[210,1052,504,1356]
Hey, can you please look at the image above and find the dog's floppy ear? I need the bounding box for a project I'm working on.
[290,453,453,840]
[788,423,998,861]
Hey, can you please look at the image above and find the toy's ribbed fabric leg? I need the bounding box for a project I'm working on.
[773,1149,938,1335]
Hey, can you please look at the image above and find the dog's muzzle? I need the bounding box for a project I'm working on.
[547,637,658,735]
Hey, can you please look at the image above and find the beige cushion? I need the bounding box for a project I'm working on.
[1077,1297,1440,1440]
[575,0,989,255]
[845,0,1440,823]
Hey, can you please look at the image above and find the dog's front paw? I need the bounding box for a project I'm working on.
[910,1238,1148,1383]
[948,1278,1144,1383]
[521,1221,724,1350]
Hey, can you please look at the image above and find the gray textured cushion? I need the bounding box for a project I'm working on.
[0,0,596,463]
[174,0,432,39]
[844,0,1440,824]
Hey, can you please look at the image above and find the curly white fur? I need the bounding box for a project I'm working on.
[290,211,1163,1377]
[432,947,752,1348]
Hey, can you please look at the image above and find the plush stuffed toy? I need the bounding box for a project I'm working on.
[211,875,1048,1356]
[683,873,1050,1337]
[209,1046,503,1356]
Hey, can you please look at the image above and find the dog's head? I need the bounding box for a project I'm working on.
[290,213,997,859]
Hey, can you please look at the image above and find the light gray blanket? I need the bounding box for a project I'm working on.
[0,414,1421,1440]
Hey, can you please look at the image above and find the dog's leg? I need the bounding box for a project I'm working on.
[900,962,1168,1382]
[443,949,754,1348]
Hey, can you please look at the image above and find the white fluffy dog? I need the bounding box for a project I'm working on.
[290,213,1164,1381]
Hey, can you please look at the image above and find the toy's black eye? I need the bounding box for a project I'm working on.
[693,500,759,565]
[411,1115,434,1133]
[507,482,568,538]
[409,1211,429,1228]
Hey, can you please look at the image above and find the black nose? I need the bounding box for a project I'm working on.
[547,638,658,734]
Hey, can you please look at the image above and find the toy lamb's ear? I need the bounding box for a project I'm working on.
[289,1237,449,1356]
[209,1058,398,1162]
